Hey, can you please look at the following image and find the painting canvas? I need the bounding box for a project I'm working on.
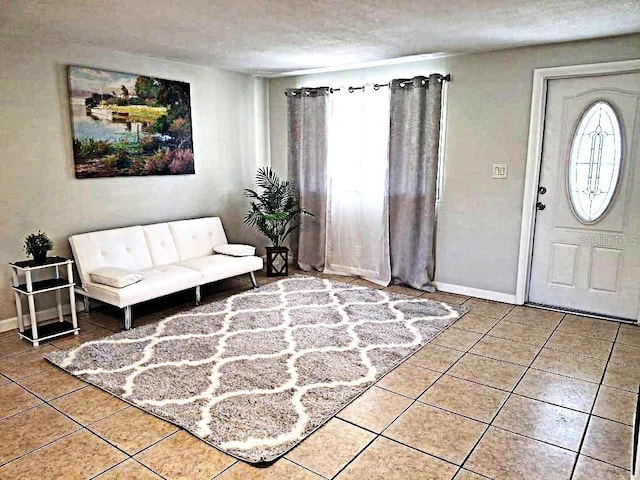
[68,66,194,178]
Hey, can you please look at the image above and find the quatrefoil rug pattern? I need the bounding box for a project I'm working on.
[45,276,467,463]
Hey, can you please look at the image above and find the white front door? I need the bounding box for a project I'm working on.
[529,71,640,321]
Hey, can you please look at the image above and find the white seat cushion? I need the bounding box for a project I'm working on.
[214,244,256,257]
[89,267,143,288]
[84,264,202,308]
[177,255,263,284]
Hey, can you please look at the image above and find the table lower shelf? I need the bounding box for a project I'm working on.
[18,321,79,344]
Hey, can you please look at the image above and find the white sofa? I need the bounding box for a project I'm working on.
[69,217,263,330]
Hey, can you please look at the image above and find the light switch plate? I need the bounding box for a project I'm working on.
[493,164,508,179]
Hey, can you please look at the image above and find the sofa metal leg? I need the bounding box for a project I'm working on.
[83,295,91,313]
[195,285,202,305]
[123,306,132,330]
[249,272,259,288]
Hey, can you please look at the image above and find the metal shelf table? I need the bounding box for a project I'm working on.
[9,256,79,346]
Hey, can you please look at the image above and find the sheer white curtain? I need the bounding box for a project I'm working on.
[324,86,391,285]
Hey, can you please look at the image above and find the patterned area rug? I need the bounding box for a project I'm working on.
[45,276,467,463]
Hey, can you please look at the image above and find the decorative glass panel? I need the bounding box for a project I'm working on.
[568,101,622,223]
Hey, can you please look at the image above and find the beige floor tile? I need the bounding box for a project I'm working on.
[351,278,385,290]
[502,306,563,332]
[603,361,640,392]
[0,336,33,358]
[421,291,470,305]
[419,375,508,423]
[90,406,178,454]
[514,369,598,412]
[581,416,633,469]
[464,427,576,479]
[377,363,440,398]
[0,330,17,341]
[470,336,541,366]
[545,331,613,359]
[448,354,526,391]
[83,312,124,332]
[452,314,500,335]
[136,430,235,480]
[572,455,630,480]
[492,395,588,451]
[555,315,619,341]
[531,348,606,383]
[610,342,640,367]
[51,327,113,350]
[387,284,423,297]
[0,345,58,380]
[488,321,551,346]
[385,403,486,465]
[454,470,489,480]
[0,429,126,480]
[286,418,374,478]
[336,437,457,480]
[51,386,128,425]
[217,458,322,480]
[17,367,85,400]
[593,385,637,425]
[617,324,640,347]
[0,383,41,419]
[338,386,412,433]
[432,328,483,351]
[95,459,163,480]
[408,344,464,372]
[462,298,512,319]
[0,404,79,464]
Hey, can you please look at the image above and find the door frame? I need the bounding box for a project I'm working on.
[515,59,640,310]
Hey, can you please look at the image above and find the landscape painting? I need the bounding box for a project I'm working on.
[68,66,194,178]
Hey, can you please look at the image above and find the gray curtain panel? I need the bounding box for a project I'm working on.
[388,74,443,291]
[286,88,329,271]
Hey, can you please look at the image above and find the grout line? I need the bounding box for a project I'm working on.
[569,322,623,479]
[0,427,82,469]
[210,460,239,479]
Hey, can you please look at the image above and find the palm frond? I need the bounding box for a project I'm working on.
[243,167,313,247]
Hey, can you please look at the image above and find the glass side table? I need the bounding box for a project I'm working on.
[9,256,79,346]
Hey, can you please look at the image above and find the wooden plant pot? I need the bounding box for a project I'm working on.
[266,246,289,277]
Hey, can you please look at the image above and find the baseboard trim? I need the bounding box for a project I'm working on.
[434,282,517,304]
[0,302,84,334]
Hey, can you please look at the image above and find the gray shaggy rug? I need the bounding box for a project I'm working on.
[45,276,467,463]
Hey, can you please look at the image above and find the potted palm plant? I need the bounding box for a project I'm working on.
[23,230,54,265]
[244,167,313,276]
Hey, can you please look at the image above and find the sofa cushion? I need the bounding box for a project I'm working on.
[214,244,256,257]
[89,267,143,288]
[177,255,263,284]
[84,264,202,308]
[69,226,154,287]
[168,217,228,261]
[143,223,180,266]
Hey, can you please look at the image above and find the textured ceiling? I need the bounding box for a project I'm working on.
[2,0,639,76]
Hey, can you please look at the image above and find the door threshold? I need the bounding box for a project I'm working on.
[525,302,636,325]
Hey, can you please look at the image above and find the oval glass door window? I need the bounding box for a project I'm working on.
[568,101,623,223]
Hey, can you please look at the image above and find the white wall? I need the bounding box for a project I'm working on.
[0,35,270,321]
[268,34,640,297]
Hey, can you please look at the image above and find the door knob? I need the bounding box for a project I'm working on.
[538,186,547,194]
[536,202,546,210]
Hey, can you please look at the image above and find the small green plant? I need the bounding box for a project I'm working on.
[244,167,313,247]
[23,231,53,260]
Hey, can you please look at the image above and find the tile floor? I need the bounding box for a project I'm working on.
[0,270,636,479]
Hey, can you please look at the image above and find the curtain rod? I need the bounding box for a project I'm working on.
[285,73,451,97]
